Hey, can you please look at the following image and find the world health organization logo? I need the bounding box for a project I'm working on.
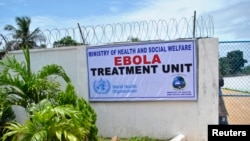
[172,76,186,89]
[93,78,111,94]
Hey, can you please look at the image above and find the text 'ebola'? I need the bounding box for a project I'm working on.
[90,54,192,76]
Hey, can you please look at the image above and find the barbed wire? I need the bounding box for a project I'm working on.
[0,16,214,49]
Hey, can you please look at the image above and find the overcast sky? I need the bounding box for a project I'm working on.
[0,0,250,42]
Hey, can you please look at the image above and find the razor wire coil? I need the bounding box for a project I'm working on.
[0,16,214,48]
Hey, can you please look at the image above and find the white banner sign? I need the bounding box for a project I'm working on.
[87,40,197,101]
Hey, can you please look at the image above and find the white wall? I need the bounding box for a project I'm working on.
[7,38,219,141]
[223,75,250,92]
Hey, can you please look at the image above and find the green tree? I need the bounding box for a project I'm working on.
[53,36,80,48]
[4,16,45,51]
[227,50,248,75]
[0,47,98,141]
[127,36,140,42]
[219,57,230,76]
[1,83,98,141]
[0,47,71,109]
[0,31,98,140]
[242,65,250,75]
[56,83,98,141]
[2,99,89,141]
[219,50,248,76]
[0,92,15,140]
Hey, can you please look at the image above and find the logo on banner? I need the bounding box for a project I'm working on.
[93,78,111,94]
[172,76,186,89]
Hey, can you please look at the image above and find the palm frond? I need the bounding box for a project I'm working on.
[4,25,17,35]
[29,99,52,114]
[37,64,71,83]
[29,100,90,141]
[0,48,64,108]
[0,93,15,138]
[64,132,79,141]
[0,54,29,81]
[0,65,28,105]
[1,122,22,141]
[29,130,48,141]
[22,46,31,77]
[57,83,78,106]
[29,28,46,42]
[16,17,30,37]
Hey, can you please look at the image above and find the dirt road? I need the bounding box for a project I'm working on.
[221,89,250,124]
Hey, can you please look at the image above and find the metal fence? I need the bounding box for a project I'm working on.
[219,41,250,124]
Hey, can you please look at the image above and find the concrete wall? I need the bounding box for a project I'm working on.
[8,38,219,141]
